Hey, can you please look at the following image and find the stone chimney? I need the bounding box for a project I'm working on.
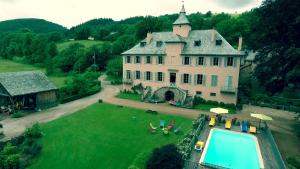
[146,32,152,44]
[238,36,243,51]
[211,28,216,42]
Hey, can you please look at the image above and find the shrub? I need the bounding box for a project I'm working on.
[23,142,43,157]
[193,96,206,105]
[98,99,103,103]
[0,123,3,128]
[287,157,300,169]
[145,110,158,115]
[24,123,42,139]
[146,144,183,169]
[11,112,25,118]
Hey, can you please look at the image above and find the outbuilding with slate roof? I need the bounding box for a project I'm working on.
[0,71,58,110]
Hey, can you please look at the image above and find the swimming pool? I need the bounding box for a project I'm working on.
[200,129,264,169]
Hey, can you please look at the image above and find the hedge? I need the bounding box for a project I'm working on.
[59,89,101,104]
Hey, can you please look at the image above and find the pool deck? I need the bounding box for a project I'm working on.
[188,120,286,169]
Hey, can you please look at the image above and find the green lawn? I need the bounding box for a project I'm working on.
[194,104,236,114]
[29,103,192,169]
[57,40,104,51]
[116,92,142,101]
[0,58,68,87]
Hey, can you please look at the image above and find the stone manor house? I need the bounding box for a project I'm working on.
[122,5,244,106]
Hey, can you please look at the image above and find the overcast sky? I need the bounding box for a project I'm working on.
[0,0,263,28]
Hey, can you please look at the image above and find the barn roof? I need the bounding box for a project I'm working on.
[0,71,58,96]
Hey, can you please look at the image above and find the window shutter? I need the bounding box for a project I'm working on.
[203,75,206,86]
[140,71,143,80]
[224,57,227,67]
[196,57,199,66]
[189,57,191,65]
[156,56,158,64]
[204,57,206,66]
[144,72,146,80]
[163,56,165,64]
[194,74,197,85]
[182,57,184,65]
[181,74,183,84]
[150,72,152,81]
[218,57,222,67]
[210,57,213,65]
[162,73,164,82]
[189,74,192,84]
[233,57,237,67]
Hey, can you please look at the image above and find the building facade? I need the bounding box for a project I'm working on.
[122,5,244,105]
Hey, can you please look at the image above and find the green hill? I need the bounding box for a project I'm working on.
[57,40,104,51]
[0,18,67,33]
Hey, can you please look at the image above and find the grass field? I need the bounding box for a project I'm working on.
[29,103,192,169]
[116,92,142,101]
[0,58,68,87]
[57,40,104,51]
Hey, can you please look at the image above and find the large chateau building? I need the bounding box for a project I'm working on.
[122,5,244,105]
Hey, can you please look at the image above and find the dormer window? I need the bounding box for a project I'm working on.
[194,40,201,46]
[156,41,163,47]
[216,39,222,46]
[140,42,146,47]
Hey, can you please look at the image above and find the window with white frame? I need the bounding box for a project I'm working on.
[213,57,219,66]
[198,57,204,65]
[135,71,141,79]
[126,70,131,79]
[158,56,163,64]
[183,74,190,83]
[146,56,151,64]
[157,72,163,81]
[135,56,141,63]
[126,56,131,63]
[227,57,233,66]
[146,71,151,80]
[196,74,204,85]
[184,57,190,65]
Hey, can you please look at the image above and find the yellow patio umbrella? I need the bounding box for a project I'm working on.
[251,113,273,128]
[210,107,229,114]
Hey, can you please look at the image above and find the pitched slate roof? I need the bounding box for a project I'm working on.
[173,5,190,25]
[0,71,58,96]
[122,30,243,56]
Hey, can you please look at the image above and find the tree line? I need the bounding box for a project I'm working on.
[0,0,299,98]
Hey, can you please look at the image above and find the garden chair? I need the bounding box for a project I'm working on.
[209,117,216,126]
[174,126,181,134]
[250,126,257,134]
[162,128,169,135]
[194,141,205,152]
[225,120,231,129]
[167,120,175,130]
[160,120,165,128]
[240,121,248,133]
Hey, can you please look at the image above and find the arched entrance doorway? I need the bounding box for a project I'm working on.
[165,91,175,101]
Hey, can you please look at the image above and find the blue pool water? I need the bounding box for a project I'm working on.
[202,129,262,169]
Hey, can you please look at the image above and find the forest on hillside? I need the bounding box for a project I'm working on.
[0,0,299,101]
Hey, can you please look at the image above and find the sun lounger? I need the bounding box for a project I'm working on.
[194,141,205,152]
[167,120,175,130]
[150,123,157,130]
[209,117,216,126]
[174,126,181,134]
[250,126,256,134]
[162,128,169,135]
[241,121,248,132]
[149,123,157,133]
[160,120,165,128]
[225,120,231,129]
